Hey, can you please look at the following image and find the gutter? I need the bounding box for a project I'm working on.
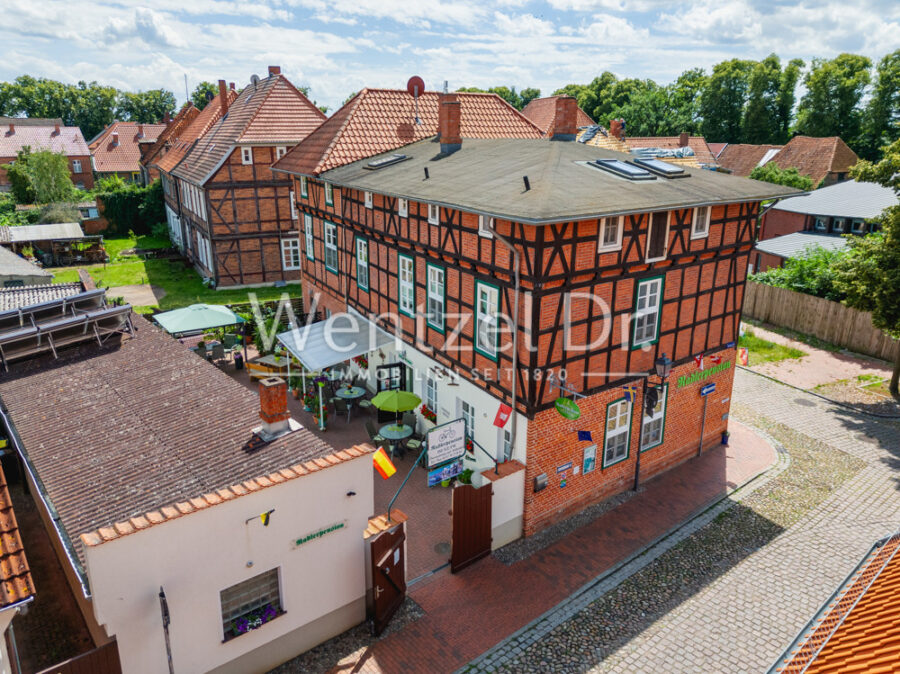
[486,222,520,465]
[0,400,91,599]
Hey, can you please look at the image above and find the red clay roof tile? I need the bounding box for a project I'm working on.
[0,464,34,608]
[89,121,166,174]
[521,96,595,135]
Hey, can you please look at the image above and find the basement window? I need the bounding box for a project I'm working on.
[832,218,846,233]
[220,568,283,641]
[851,219,866,234]
[589,159,655,181]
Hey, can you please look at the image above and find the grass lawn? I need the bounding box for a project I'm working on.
[742,317,841,353]
[738,329,807,366]
[49,237,301,311]
[860,377,895,399]
[103,234,172,261]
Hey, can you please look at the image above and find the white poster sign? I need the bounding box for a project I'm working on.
[427,418,466,468]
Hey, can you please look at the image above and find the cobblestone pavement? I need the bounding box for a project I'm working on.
[472,369,900,673]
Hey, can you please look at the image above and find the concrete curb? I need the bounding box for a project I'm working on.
[460,421,790,673]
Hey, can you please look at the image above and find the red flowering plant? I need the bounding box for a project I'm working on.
[420,404,437,423]
[465,438,474,453]
[352,355,369,369]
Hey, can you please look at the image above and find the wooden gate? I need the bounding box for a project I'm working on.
[36,641,121,674]
[451,483,493,573]
[369,522,406,636]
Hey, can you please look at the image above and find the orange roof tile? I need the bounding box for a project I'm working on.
[155,90,237,174]
[521,96,595,136]
[140,104,200,169]
[775,532,900,673]
[89,121,166,174]
[717,143,782,176]
[768,136,858,186]
[0,463,34,608]
[273,88,543,176]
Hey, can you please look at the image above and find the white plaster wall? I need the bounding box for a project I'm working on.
[484,469,525,549]
[0,609,15,674]
[83,455,373,674]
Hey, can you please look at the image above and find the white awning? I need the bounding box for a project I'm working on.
[276,311,396,372]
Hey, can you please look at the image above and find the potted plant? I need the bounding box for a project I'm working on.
[313,406,329,428]
[352,355,368,369]
[420,404,437,424]
[458,468,473,485]
[302,391,316,412]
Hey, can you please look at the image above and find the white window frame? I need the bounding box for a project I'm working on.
[356,237,369,291]
[289,190,298,220]
[851,219,866,234]
[427,203,440,225]
[241,147,252,165]
[603,398,632,468]
[300,175,308,199]
[281,238,301,271]
[478,215,494,238]
[633,276,663,347]
[814,216,828,232]
[364,191,373,209]
[324,221,338,273]
[426,264,445,332]
[691,206,711,239]
[304,214,314,261]
[324,182,334,207]
[640,384,668,451]
[71,159,82,173]
[460,399,475,441]
[645,212,671,262]
[397,198,408,218]
[276,146,287,160]
[475,281,500,360]
[598,215,623,252]
[398,254,415,317]
[832,217,846,233]
[425,375,438,414]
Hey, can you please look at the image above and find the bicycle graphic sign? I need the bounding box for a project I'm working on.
[426,418,466,468]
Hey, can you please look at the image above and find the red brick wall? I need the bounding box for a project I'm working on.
[0,153,93,190]
[523,350,736,535]
[759,209,806,240]
[752,251,785,273]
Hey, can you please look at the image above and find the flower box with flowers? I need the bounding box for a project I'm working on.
[352,355,368,370]
[420,404,437,424]
[225,603,282,641]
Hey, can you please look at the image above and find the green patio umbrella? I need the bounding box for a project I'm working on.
[153,304,245,335]
[371,390,421,413]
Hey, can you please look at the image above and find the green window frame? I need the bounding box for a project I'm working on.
[355,236,369,292]
[632,275,664,349]
[602,397,633,468]
[640,384,668,452]
[304,214,314,261]
[426,263,445,333]
[324,221,338,273]
[324,181,334,207]
[475,280,500,361]
[398,253,415,317]
[300,175,308,199]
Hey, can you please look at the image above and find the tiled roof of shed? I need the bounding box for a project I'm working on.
[0,463,35,608]
[272,88,543,176]
[521,96,595,135]
[0,283,82,311]
[155,90,237,174]
[773,531,900,674]
[89,121,166,174]
[0,314,346,573]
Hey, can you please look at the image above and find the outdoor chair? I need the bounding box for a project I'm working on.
[223,333,239,350]
[209,344,226,362]
[194,343,207,359]
[333,398,351,424]
[402,412,417,430]
[366,420,385,443]
[405,436,423,454]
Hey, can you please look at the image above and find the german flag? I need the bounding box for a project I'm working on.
[373,448,396,479]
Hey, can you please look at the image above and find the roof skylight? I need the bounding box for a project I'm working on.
[364,154,409,170]
[632,157,688,178]
[589,159,656,181]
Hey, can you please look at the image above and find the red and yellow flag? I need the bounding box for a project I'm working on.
[373,448,396,479]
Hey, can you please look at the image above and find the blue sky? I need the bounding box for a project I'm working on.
[2,0,898,112]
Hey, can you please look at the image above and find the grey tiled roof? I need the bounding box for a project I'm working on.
[0,283,82,311]
[754,231,849,259]
[770,179,898,219]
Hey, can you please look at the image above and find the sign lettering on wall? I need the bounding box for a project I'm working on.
[676,360,732,388]
[292,521,346,549]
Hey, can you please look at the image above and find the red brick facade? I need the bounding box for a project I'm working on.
[0,153,93,191]
[759,208,806,240]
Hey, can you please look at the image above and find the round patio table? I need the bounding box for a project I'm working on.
[379,423,413,441]
[335,386,366,401]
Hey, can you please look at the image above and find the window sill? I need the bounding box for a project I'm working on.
[597,244,622,253]
[689,232,709,240]
[222,609,286,643]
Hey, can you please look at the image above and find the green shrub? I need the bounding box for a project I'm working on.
[95,179,164,236]
[749,163,815,191]
[751,245,848,301]
[37,202,79,224]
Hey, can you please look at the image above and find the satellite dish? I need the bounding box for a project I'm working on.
[250,74,260,88]
[406,76,425,97]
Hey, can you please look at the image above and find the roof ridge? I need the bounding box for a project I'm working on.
[80,442,376,548]
[236,74,288,141]
[276,74,328,123]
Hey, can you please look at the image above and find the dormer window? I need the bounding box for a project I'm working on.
[241,147,252,165]
[691,206,710,239]
[324,182,334,207]
[478,215,494,238]
[428,203,439,225]
[397,198,408,218]
[364,191,373,209]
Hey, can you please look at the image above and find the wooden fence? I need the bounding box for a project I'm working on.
[743,282,899,363]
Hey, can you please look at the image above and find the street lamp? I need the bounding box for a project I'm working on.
[633,353,672,491]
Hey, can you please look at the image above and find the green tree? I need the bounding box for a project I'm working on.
[190,81,218,110]
[795,53,871,145]
[858,49,900,160]
[775,58,804,144]
[26,150,76,203]
[1,148,36,204]
[456,85,541,110]
[700,59,754,142]
[749,163,815,190]
[519,87,541,108]
[116,89,176,123]
[833,139,900,396]
[71,81,118,140]
[742,55,800,144]
[751,245,847,301]
[665,68,707,135]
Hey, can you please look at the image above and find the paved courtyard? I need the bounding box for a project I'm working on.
[474,368,900,673]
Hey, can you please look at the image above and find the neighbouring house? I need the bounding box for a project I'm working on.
[139,104,200,185]
[771,530,900,673]
[88,121,167,185]
[277,93,798,537]
[752,231,849,273]
[521,95,595,136]
[0,117,93,191]
[164,68,327,288]
[0,245,53,287]
[577,123,718,168]
[759,178,897,241]
[717,136,859,187]
[0,296,376,674]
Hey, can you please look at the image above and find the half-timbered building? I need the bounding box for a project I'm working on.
[279,94,798,536]
[164,68,326,287]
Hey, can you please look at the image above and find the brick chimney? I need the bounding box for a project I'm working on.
[219,79,229,116]
[137,124,144,139]
[679,132,689,148]
[52,123,60,136]
[550,96,578,141]
[268,65,281,77]
[609,119,624,141]
[111,131,119,146]
[163,111,170,124]
[439,93,461,154]
[229,82,235,91]
[7,123,13,135]
[258,377,291,438]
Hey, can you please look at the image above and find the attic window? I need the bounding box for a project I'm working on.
[589,159,655,181]
[241,147,252,165]
[365,154,408,170]
[632,157,688,179]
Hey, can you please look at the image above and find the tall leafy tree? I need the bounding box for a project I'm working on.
[858,49,900,160]
[71,81,118,140]
[794,53,871,145]
[775,58,804,144]
[190,81,218,111]
[116,89,176,123]
[0,148,75,204]
[665,68,706,135]
[519,87,541,109]
[743,55,785,144]
[456,85,540,110]
[699,59,754,142]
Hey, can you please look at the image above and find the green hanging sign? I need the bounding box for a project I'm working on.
[554,397,581,420]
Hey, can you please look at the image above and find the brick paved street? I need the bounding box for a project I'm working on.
[474,368,900,673]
